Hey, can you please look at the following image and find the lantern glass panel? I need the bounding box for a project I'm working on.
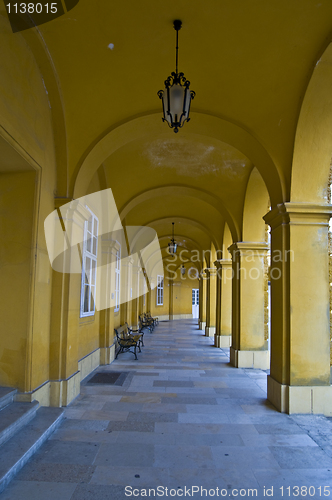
[183,88,191,120]
[170,84,185,117]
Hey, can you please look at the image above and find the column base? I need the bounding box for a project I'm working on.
[267,376,332,416]
[230,347,270,370]
[49,371,81,407]
[214,334,231,348]
[199,321,206,330]
[205,326,216,337]
[100,345,116,365]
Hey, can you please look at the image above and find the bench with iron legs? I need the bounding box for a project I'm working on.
[125,322,144,347]
[146,311,159,327]
[114,324,143,360]
[139,314,154,332]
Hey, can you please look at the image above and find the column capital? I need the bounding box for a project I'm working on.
[228,242,269,257]
[204,267,217,277]
[264,202,332,229]
[214,259,232,269]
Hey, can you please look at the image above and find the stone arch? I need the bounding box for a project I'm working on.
[119,185,234,241]
[291,42,332,204]
[72,112,284,211]
[243,167,270,242]
[145,216,219,252]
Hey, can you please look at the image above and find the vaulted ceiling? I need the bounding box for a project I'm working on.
[2,0,332,258]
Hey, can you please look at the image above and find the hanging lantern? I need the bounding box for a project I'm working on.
[168,222,177,254]
[158,20,195,133]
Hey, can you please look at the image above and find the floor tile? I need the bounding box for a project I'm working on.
[2,319,332,499]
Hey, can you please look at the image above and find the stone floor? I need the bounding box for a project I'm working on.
[1,320,332,499]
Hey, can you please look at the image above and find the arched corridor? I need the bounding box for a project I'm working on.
[2,0,332,495]
[2,320,332,499]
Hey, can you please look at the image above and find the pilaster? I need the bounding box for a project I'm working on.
[205,268,217,337]
[214,259,232,348]
[198,271,207,330]
[228,242,270,369]
[264,202,332,415]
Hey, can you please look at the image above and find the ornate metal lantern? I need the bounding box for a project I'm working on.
[168,222,177,254]
[180,264,186,276]
[158,20,195,133]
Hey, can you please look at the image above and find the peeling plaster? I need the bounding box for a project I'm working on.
[144,138,247,178]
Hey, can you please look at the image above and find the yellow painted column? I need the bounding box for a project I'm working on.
[205,268,217,337]
[229,242,270,369]
[49,199,90,407]
[169,278,174,320]
[264,203,332,415]
[214,261,222,347]
[214,260,233,348]
[99,239,117,365]
[120,256,133,325]
[197,276,204,327]
[199,271,207,330]
[138,270,145,317]
[131,264,140,329]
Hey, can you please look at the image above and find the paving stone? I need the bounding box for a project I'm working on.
[2,319,332,498]
[106,420,155,432]
[61,419,110,431]
[154,444,215,469]
[153,380,194,387]
[16,462,95,483]
[268,446,332,469]
[127,411,178,423]
[34,440,100,466]
[71,484,128,500]
[94,443,155,467]
[1,481,77,500]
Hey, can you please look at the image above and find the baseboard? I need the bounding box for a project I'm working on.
[267,376,332,416]
[205,326,216,337]
[230,348,270,370]
[214,334,231,348]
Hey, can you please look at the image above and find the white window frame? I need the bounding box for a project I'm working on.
[156,275,164,306]
[114,246,121,312]
[80,207,98,317]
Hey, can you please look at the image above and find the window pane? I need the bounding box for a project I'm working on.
[84,285,89,312]
[90,287,95,312]
[93,218,98,237]
[85,258,91,284]
[91,260,96,285]
[88,216,93,233]
[87,235,92,253]
[93,237,97,256]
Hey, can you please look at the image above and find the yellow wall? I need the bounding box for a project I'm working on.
[0,171,36,390]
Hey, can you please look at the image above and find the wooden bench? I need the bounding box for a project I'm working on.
[114,324,143,360]
[146,312,159,327]
[139,314,154,332]
[125,322,144,347]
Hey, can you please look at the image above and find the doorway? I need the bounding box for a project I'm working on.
[192,288,199,318]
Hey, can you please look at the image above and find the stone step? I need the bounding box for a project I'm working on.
[0,388,17,411]
[0,406,64,494]
[0,401,39,448]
